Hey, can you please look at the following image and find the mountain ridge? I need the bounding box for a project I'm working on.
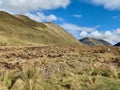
[0,11,81,46]
[114,42,120,46]
[79,37,112,46]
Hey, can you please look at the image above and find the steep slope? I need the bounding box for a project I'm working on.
[114,42,120,46]
[44,22,81,45]
[79,37,112,46]
[0,11,81,46]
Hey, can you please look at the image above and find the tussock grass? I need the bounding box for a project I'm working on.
[20,66,41,90]
[0,46,120,90]
[1,66,120,90]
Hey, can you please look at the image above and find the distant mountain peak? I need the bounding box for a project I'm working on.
[114,42,120,46]
[79,37,112,46]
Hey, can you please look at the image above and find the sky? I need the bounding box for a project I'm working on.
[0,0,120,44]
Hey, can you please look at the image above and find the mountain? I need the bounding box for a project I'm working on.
[0,11,81,46]
[114,42,120,46]
[79,37,112,46]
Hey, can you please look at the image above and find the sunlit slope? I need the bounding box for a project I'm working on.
[0,11,81,46]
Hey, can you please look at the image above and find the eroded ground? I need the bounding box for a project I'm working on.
[0,46,120,90]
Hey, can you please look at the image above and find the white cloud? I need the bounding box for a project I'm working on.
[0,0,70,13]
[80,31,88,37]
[61,23,120,44]
[115,28,120,34]
[25,12,57,22]
[79,30,120,44]
[73,14,82,18]
[0,0,70,22]
[88,0,120,10]
[90,31,102,38]
[61,23,96,32]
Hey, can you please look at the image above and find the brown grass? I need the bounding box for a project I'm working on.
[0,46,120,90]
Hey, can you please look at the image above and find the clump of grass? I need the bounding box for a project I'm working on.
[77,75,120,90]
[0,66,42,90]
[20,66,41,90]
[88,62,118,78]
[0,70,20,89]
[89,76,120,90]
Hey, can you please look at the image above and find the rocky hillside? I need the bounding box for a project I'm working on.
[0,11,81,46]
[79,37,112,46]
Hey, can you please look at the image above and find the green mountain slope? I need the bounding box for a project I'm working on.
[0,11,81,46]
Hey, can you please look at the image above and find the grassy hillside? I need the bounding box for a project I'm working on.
[0,11,81,46]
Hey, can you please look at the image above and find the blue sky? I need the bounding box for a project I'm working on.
[0,0,120,44]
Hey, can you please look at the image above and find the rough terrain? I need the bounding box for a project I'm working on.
[0,46,120,90]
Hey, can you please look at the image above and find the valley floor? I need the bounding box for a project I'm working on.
[0,46,120,90]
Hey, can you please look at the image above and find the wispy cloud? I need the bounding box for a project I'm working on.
[85,0,120,10]
[112,15,120,19]
[61,23,98,40]
[73,14,82,19]
[0,0,70,13]
[25,12,57,22]
[0,0,70,22]
[61,23,97,32]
